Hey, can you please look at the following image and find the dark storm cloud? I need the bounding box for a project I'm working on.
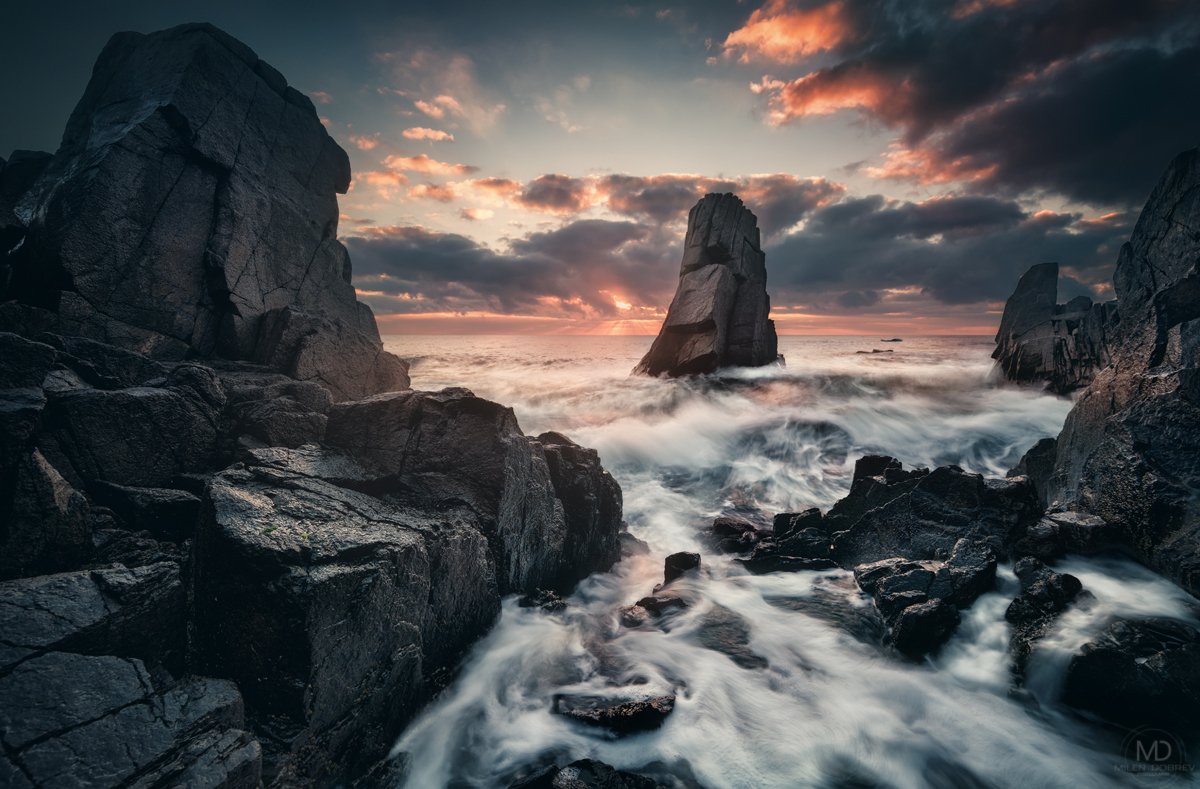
[345,219,676,317]
[766,193,1133,308]
[737,0,1200,205]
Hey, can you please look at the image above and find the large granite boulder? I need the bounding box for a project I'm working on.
[194,390,624,783]
[1048,148,1200,596]
[992,262,1117,394]
[0,652,260,788]
[5,23,407,400]
[634,193,778,376]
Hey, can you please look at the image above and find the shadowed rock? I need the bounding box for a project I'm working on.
[552,693,676,734]
[509,759,662,789]
[5,23,407,400]
[992,262,1117,394]
[1048,147,1200,596]
[1005,557,1088,677]
[634,194,778,376]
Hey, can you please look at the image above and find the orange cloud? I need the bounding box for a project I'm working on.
[951,0,1023,19]
[383,154,479,176]
[402,127,455,142]
[864,143,998,185]
[459,207,494,221]
[408,183,457,202]
[724,0,854,63]
[349,134,379,150]
[756,68,899,125]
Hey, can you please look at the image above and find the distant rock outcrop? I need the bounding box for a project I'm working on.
[3,23,407,401]
[992,262,1117,394]
[1047,147,1200,596]
[634,193,778,376]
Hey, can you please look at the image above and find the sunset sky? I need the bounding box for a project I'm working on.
[4,1,1199,334]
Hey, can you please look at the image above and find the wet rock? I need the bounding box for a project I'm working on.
[696,604,768,669]
[853,539,997,657]
[1,449,90,580]
[1047,147,1200,596]
[90,527,181,570]
[225,374,332,449]
[1063,618,1200,729]
[194,456,498,784]
[1005,557,1088,676]
[326,388,621,595]
[992,261,1117,394]
[89,482,200,542]
[708,514,766,553]
[519,589,568,613]
[634,193,778,376]
[552,692,675,735]
[1011,510,1118,561]
[890,599,960,658]
[10,23,406,399]
[662,552,700,585]
[40,334,168,389]
[831,461,1039,568]
[620,592,688,628]
[509,759,662,789]
[0,562,184,673]
[1008,436,1057,508]
[39,366,223,488]
[537,431,623,589]
[0,652,259,787]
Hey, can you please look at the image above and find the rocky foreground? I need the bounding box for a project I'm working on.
[0,24,624,787]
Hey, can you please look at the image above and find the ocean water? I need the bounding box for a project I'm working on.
[380,335,1198,788]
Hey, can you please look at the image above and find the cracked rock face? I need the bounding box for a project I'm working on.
[634,193,778,377]
[1048,147,1200,596]
[992,262,1117,394]
[7,23,407,400]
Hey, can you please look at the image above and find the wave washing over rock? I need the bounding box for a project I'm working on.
[0,24,623,786]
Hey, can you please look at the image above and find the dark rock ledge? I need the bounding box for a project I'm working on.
[0,23,625,788]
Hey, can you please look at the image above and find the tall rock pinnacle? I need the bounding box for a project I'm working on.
[634,193,779,376]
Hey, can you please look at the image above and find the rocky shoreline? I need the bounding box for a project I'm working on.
[0,24,624,786]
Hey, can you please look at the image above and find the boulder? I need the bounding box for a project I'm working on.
[1062,618,1200,729]
[0,562,184,673]
[194,453,498,784]
[551,693,676,735]
[326,389,622,595]
[853,538,998,657]
[662,552,700,585]
[1048,147,1200,596]
[634,193,778,376]
[992,262,1117,394]
[708,514,766,553]
[1005,557,1087,677]
[1007,436,1057,508]
[7,23,406,399]
[831,462,1039,568]
[1,449,90,580]
[0,652,259,787]
[38,365,223,488]
[89,483,201,542]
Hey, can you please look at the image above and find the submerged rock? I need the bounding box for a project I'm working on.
[1063,618,1200,729]
[634,193,778,376]
[1048,147,1200,596]
[6,23,407,400]
[992,262,1117,394]
[1005,558,1088,677]
[510,759,662,789]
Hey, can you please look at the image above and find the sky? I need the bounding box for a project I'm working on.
[3,0,1198,335]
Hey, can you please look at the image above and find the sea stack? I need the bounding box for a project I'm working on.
[992,261,1117,394]
[634,193,778,376]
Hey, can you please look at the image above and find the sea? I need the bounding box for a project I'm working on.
[380,334,1199,788]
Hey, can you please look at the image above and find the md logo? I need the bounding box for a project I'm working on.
[1119,727,1193,776]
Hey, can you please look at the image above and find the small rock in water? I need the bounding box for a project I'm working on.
[662,552,700,585]
[519,589,568,613]
[1005,557,1089,677]
[552,693,676,735]
[508,758,662,788]
[696,604,769,669]
[708,515,766,553]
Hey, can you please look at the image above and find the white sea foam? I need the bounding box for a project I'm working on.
[382,335,1196,788]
